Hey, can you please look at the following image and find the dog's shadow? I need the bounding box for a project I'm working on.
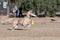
[7,28,27,30]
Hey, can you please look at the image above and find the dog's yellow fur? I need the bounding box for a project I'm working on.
[10,10,35,29]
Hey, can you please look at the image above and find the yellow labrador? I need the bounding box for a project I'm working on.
[10,10,36,29]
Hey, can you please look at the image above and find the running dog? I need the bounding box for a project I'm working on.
[10,10,36,29]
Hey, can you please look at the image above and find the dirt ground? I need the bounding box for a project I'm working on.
[0,16,60,40]
[0,21,60,40]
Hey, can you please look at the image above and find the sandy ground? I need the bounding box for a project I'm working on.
[0,22,60,40]
[0,16,60,40]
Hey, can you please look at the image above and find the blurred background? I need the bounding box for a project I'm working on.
[0,0,60,17]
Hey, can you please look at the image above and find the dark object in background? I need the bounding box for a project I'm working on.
[16,5,23,18]
[18,7,22,17]
[51,19,56,21]
[10,0,15,3]
[38,14,46,17]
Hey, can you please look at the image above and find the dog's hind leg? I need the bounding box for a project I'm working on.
[10,19,19,30]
